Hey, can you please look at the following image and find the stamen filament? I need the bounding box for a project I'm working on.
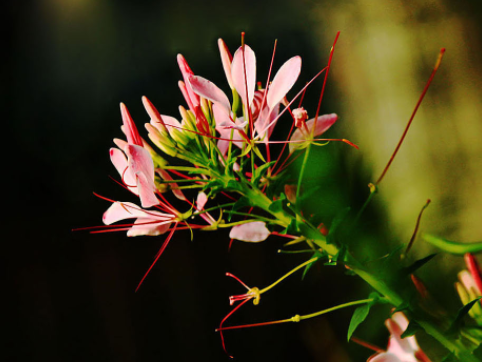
[217,298,376,331]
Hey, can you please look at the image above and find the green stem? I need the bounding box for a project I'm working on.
[296,145,311,204]
[259,257,318,294]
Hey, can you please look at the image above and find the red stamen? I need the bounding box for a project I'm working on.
[350,336,384,353]
[135,222,179,292]
[226,272,251,290]
[313,31,340,131]
[217,297,251,358]
[375,48,446,185]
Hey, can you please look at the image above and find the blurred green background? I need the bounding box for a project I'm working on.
[5,0,482,361]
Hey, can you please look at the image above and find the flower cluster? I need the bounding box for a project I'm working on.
[83,34,482,362]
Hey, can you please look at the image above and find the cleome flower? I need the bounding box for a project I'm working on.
[102,201,178,237]
[368,312,431,362]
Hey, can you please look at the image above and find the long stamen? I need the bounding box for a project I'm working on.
[218,298,252,358]
[375,48,446,185]
[217,298,376,332]
[258,67,328,138]
[135,222,179,292]
[313,31,340,132]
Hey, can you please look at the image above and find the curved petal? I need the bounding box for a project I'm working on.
[267,56,302,110]
[212,103,232,127]
[127,218,171,237]
[218,38,234,89]
[229,221,270,242]
[120,103,143,146]
[177,54,200,108]
[156,168,186,201]
[110,147,128,178]
[368,353,403,362]
[103,202,169,225]
[231,45,256,107]
[196,191,208,210]
[126,144,158,208]
[189,75,231,112]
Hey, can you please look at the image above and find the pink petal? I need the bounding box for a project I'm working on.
[196,192,208,210]
[368,353,403,362]
[127,218,171,237]
[177,54,200,108]
[218,38,234,89]
[267,56,302,110]
[126,144,159,208]
[189,75,231,112]
[289,113,338,153]
[178,80,195,113]
[465,253,482,295]
[156,168,186,201]
[231,45,256,108]
[212,103,232,127]
[103,202,170,225]
[120,103,143,146]
[229,221,270,242]
[110,147,128,179]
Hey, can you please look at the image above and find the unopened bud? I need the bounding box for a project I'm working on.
[292,107,308,128]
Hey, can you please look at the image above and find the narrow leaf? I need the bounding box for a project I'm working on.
[448,297,482,334]
[402,254,437,276]
[347,304,371,341]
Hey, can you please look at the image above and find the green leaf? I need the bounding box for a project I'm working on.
[423,234,482,255]
[268,193,286,213]
[402,254,437,276]
[252,161,276,185]
[302,250,323,279]
[228,197,252,222]
[347,304,371,341]
[448,298,482,334]
[401,320,422,339]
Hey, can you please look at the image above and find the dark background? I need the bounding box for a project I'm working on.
[5,1,482,361]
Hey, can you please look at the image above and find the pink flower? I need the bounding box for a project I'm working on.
[110,103,159,208]
[289,113,338,153]
[102,201,177,237]
[187,39,302,153]
[368,312,431,362]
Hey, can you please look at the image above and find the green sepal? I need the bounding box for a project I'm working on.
[252,161,276,185]
[423,234,482,255]
[279,219,299,235]
[227,197,252,222]
[252,145,266,163]
[401,320,422,339]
